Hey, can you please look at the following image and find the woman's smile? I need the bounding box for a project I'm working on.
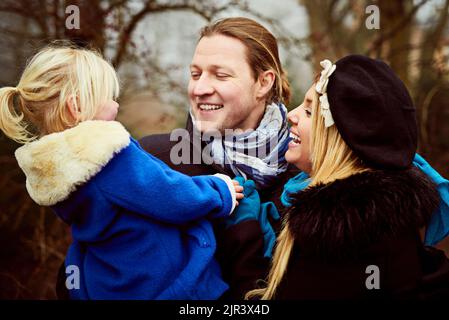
[288,130,301,147]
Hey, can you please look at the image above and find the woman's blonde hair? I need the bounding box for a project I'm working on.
[200,17,291,105]
[0,43,119,144]
[246,84,369,300]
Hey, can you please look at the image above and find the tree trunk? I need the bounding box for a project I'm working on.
[63,0,106,51]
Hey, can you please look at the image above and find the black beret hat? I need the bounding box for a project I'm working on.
[325,54,417,169]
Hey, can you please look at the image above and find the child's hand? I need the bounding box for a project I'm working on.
[233,180,244,206]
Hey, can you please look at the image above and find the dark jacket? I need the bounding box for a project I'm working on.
[275,167,449,299]
[139,117,299,299]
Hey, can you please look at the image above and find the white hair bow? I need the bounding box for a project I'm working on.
[315,59,336,127]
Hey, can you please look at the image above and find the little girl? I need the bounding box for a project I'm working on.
[0,44,243,299]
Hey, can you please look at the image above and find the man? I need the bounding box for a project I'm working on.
[140,17,298,299]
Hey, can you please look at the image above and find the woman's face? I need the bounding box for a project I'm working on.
[285,85,314,173]
[188,34,265,133]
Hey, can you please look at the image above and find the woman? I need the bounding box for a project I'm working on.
[246,55,449,299]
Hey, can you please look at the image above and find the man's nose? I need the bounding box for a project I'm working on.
[192,74,214,96]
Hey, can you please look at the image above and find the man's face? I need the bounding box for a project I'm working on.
[188,34,265,133]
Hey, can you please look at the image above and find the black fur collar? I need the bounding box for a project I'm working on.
[285,167,439,258]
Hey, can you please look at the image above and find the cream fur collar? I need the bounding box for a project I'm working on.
[15,120,130,206]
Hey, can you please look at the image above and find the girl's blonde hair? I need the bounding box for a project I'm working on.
[0,43,119,144]
[246,85,369,300]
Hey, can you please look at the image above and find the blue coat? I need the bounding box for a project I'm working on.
[15,121,234,299]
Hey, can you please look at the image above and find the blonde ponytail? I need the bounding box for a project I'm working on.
[0,87,35,143]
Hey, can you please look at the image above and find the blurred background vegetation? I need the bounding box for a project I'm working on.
[0,0,448,299]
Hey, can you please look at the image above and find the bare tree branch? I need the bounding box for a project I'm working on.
[112,0,234,68]
[0,0,49,37]
[0,26,44,39]
[233,1,308,58]
[366,0,429,55]
[103,0,129,15]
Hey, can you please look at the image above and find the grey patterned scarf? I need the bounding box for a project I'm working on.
[191,102,290,189]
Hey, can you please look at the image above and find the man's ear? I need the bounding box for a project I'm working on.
[66,95,80,122]
[256,70,276,100]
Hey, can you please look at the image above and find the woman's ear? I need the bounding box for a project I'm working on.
[66,95,80,122]
[256,70,276,100]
